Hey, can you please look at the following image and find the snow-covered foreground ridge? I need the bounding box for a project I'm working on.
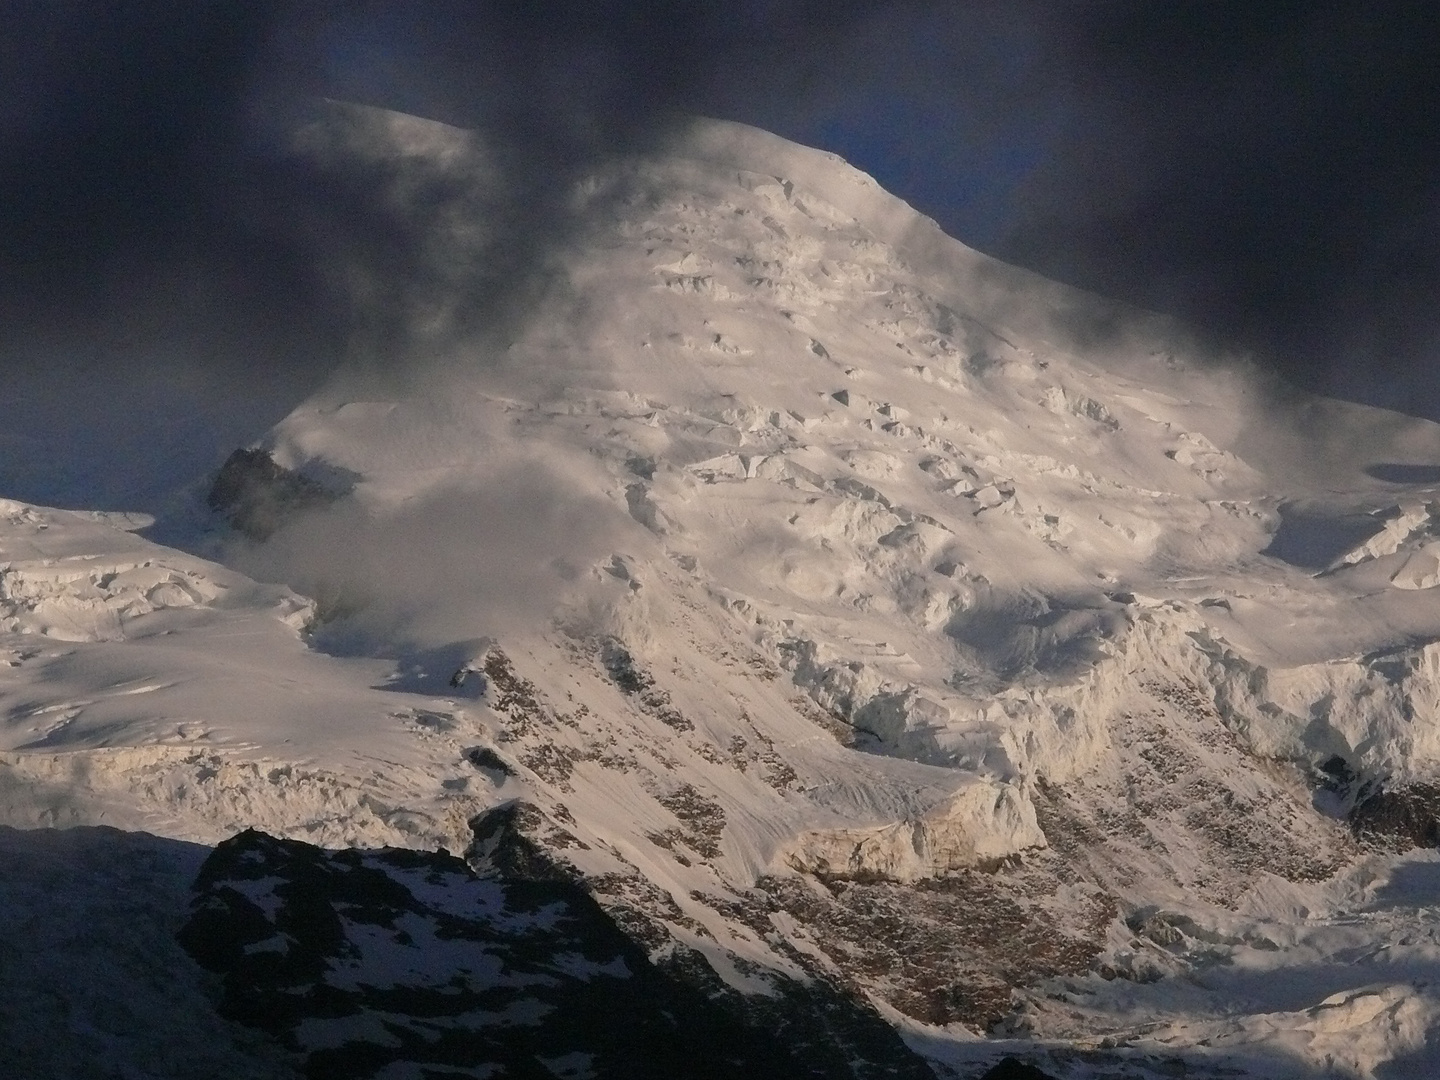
[10,104,1440,1077]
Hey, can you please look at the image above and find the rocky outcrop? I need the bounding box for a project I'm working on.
[465,802,936,1079]
[179,822,935,1079]
[1351,782,1440,849]
[782,778,1045,882]
[979,1060,1059,1080]
[208,449,340,541]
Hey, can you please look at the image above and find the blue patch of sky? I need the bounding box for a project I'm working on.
[803,98,1046,251]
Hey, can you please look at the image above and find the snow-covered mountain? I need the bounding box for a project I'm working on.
[7,103,1440,1079]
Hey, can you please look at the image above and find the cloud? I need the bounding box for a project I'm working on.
[711,2,1440,416]
[228,457,628,648]
[0,3,847,510]
[0,1,920,511]
[0,1,905,376]
[990,1,1440,414]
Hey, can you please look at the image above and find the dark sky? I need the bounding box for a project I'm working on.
[745,1,1440,416]
[2,1,1438,507]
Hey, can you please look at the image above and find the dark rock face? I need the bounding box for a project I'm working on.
[0,826,299,1080]
[179,825,934,1079]
[467,802,936,1080]
[207,449,340,541]
[753,868,1113,1032]
[978,1059,1058,1080]
[1352,783,1440,849]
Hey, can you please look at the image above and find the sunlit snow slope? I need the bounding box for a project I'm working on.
[9,104,1440,1078]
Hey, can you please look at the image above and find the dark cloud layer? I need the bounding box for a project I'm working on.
[2,1,1438,512]
[994,2,1440,413]
[0,2,912,511]
[2,3,312,350]
[729,2,1440,415]
[0,1,893,374]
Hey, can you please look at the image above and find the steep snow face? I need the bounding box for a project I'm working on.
[10,104,1440,1077]
[254,107,1440,796]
